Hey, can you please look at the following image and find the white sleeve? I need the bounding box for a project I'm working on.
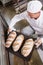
[9,12,25,30]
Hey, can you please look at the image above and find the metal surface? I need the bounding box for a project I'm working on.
[0,16,10,65]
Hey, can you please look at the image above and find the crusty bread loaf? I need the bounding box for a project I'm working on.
[21,39,34,57]
[5,31,17,48]
[12,35,24,52]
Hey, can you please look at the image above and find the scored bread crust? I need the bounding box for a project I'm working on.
[5,31,17,48]
[12,35,24,52]
[21,39,34,57]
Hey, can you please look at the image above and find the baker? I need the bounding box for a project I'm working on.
[8,0,43,48]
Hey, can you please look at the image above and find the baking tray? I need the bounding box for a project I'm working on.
[5,30,36,61]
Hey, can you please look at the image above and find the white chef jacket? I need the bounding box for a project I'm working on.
[9,10,43,35]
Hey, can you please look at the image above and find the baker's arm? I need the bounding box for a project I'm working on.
[9,13,25,29]
[8,12,25,34]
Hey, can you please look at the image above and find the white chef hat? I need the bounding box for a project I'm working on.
[27,0,42,13]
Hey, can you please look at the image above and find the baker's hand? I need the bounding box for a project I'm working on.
[7,28,21,34]
[34,37,42,48]
[7,28,12,34]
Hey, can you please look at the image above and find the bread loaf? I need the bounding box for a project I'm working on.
[12,35,24,52]
[21,39,34,57]
[5,31,17,48]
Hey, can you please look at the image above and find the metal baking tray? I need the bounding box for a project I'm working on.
[5,30,35,61]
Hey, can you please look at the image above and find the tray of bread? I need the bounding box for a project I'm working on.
[4,30,36,61]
